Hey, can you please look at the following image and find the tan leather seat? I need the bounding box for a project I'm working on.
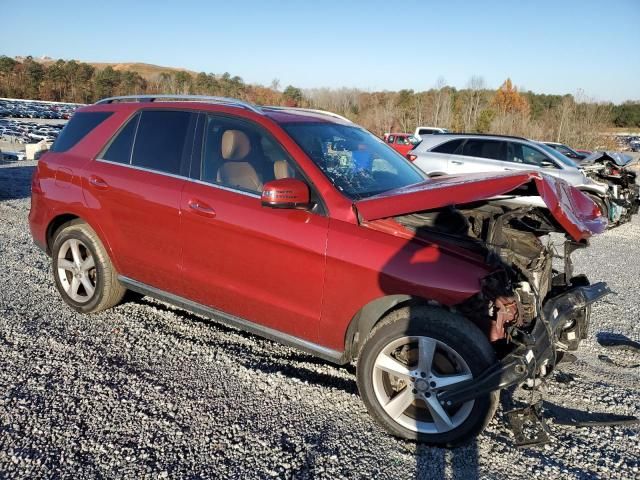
[216,130,263,192]
[273,160,295,179]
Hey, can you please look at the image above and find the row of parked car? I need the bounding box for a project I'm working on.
[384,129,639,227]
[0,99,80,120]
[616,134,640,152]
[28,95,622,446]
[0,117,65,144]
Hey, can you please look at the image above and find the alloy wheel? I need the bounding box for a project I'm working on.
[372,335,474,434]
[57,238,97,303]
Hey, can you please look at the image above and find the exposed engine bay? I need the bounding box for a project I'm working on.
[394,200,592,358]
[580,152,640,225]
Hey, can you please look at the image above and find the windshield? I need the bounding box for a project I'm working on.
[536,142,579,168]
[283,123,426,199]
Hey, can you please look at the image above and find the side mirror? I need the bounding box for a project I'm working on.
[540,161,555,169]
[261,178,311,209]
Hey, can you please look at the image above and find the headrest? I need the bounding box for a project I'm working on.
[274,160,295,179]
[221,130,251,161]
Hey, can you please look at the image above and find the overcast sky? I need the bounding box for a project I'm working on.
[3,0,639,103]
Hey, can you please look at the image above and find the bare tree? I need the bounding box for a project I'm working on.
[432,77,452,128]
[462,75,486,131]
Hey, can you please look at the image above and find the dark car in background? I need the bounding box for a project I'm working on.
[544,141,588,160]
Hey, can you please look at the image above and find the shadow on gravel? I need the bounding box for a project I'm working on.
[0,165,35,200]
[130,297,359,394]
[377,218,486,478]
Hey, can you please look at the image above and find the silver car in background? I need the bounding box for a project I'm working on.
[410,133,610,213]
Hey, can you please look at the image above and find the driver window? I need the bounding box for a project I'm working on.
[508,142,555,167]
[200,115,300,193]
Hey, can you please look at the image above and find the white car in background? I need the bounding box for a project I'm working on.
[410,133,614,217]
[414,126,450,139]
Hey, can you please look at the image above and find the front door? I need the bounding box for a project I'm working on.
[179,114,328,342]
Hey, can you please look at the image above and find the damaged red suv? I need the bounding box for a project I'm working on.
[29,95,610,446]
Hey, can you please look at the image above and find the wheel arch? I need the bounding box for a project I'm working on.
[46,213,81,254]
[45,214,120,271]
[577,184,607,197]
[343,294,443,362]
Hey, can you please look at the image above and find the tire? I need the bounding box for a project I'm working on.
[51,220,126,313]
[586,193,609,222]
[356,305,499,446]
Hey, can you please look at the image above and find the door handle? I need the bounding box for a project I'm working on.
[451,160,464,165]
[188,199,216,217]
[89,175,109,189]
[503,167,515,171]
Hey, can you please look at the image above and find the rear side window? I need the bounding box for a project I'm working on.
[431,139,463,154]
[460,139,506,161]
[131,110,196,175]
[50,111,112,152]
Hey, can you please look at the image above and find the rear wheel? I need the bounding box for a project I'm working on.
[52,221,126,313]
[356,306,499,446]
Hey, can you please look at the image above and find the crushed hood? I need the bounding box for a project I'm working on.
[354,171,607,241]
[581,151,636,167]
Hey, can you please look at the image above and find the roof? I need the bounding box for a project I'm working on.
[89,95,352,126]
[413,133,537,152]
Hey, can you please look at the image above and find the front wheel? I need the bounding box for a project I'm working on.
[356,306,499,446]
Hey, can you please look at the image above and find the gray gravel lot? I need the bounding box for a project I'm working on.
[0,159,638,479]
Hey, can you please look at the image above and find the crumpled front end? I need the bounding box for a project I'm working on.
[390,198,610,405]
[581,152,640,225]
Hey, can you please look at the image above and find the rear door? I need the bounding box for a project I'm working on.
[179,113,328,342]
[87,109,197,294]
[448,139,507,174]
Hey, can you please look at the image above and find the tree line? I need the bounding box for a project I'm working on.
[1,56,637,149]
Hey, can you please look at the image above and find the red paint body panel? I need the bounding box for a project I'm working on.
[180,181,328,341]
[355,171,607,241]
[28,101,606,357]
[81,161,186,294]
[318,218,492,350]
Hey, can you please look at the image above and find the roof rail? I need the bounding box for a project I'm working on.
[95,95,262,114]
[264,106,353,123]
[443,132,529,141]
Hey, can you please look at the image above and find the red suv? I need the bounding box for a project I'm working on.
[29,95,609,445]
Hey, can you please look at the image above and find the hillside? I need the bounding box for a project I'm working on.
[16,56,196,80]
[89,62,196,79]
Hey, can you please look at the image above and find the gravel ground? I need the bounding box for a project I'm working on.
[0,159,638,479]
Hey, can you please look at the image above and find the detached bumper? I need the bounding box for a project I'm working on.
[439,281,611,406]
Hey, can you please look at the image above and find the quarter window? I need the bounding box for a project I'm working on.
[51,111,112,152]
